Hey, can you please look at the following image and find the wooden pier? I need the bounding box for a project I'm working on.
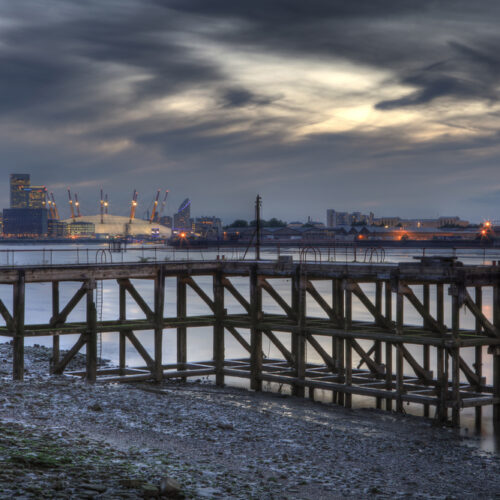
[2,256,500,427]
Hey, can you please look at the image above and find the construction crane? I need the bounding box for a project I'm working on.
[47,197,55,219]
[129,189,138,223]
[158,190,169,222]
[50,193,59,220]
[150,189,161,223]
[74,193,81,217]
[104,194,109,214]
[67,188,75,220]
[100,189,104,224]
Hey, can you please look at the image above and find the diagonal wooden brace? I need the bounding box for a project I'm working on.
[52,334,86,375]
[306,281,342,325]
[221,277,250,313]
[306,333,336,372]
[0,299,13,330]
[49,283,87,327]
[264,329,293,364]
[260,278,296,319]
[125,330,155,371]
[346,281,393,330]
[118,279,154,321]
[183,276,215,311]
[462,290,500,338]
[400,345,433,382]
[351,339,385,375]
[399,283,447,335]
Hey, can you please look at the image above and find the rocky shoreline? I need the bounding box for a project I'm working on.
[0,342,498,499]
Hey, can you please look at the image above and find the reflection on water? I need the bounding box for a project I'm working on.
[1,244,500,453]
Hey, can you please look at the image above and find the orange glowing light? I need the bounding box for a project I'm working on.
[358,234,364,240]
[481,229,487,235]
[485,221,491,227]
[180,232,186,238]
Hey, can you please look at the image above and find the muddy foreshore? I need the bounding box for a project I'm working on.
[0,342,498,499]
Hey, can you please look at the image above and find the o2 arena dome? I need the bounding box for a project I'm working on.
[63,214,172,238]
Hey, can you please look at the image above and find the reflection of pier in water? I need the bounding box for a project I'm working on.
[3,256,500,428]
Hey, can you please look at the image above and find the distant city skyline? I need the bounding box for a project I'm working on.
[1,2,500,222]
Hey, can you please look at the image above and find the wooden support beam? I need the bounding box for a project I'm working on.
[462,289,500,338]
[86,281,97,382]
[261,278,295,319]
[0,299,13,330]
[292,267,306,397]
[12,270,25,381]
[53,334,86,375]
[400,345,433,383]
[475,286,483,427]
[385,281,392,411]
[436,283,447,422]
[493,281,500,427]
[264,329,293,364]
[396,285,404,413]
[351,339,384,375]
[221,277,250,314]
[423,284,430,417]
[51,282,60,373]
[347,281,393,330]
[154,268,165,382]
[306,333,336,372]
[184,276,215,311]
[49,282,87,327]
[119,281,126,375]
[250,265,262,391]
[213,271,225,386]
[375,281,383,409]
[333,278,344,404]
[344,280,352,408]
[118,278,154,320]
[177,275,187,378]
[451,287,460,427]
[125,330,154,370]
[399,283,447,335]
[226,325,251,353]
[306,280,341,324]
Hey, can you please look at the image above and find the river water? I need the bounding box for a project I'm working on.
[1,243,500,452]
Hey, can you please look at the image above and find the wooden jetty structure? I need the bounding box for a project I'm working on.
[1,256,500,427]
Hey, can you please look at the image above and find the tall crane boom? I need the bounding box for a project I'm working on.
[158,190,169,221]
[100,189,104,224]
[75,193,81,217]
[104,194,109,214]
[150,189,161,223]
[47,198,54,219]
[129,189,138,223]
[50,193,59,220]
[67,188,75,220]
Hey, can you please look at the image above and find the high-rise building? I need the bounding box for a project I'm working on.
[25,185,47,209]
[173,198,191,231]
[3,208,48,236]
[10,174,30,208]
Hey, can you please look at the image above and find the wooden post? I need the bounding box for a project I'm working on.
[344,280,352,408]
[385,281,392,410]
[86,280,97,382]
[396,283,404,413]
[292,266,306,398]
[335,278,344,405]
[12,270,25,381]
[154,268,165,382]
[177,275,187,379]
[451,285,461,427]
[213,270,225,386]
[119,281,126,375]
[493,282,500,427]
[474,286,482,428]
[423,283,430,417]
[375,280,383,409]
[51,281,60,373]
[250,265,262,391]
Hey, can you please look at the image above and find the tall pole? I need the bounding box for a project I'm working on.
[255,194,261,261]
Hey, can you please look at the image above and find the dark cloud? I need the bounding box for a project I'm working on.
[219,88,277,108]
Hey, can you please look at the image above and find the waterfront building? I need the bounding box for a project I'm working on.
[68,220,95,237]
[194,216,222,238]
[26,186,48,208]
[48,219,68,238]
[173,198,191,231]
[3,208,48,236]
[10,174,30,208]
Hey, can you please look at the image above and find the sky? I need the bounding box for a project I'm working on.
[1,1,500,223]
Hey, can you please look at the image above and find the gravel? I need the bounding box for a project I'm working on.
[0,342,498,499]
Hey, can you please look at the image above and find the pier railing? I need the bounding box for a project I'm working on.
[1,256,500,427]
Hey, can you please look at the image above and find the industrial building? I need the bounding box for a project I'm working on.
[3,208,48,237]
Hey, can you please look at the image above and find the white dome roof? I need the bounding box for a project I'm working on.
[63,214,172,237]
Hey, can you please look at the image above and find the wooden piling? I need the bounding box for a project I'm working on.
[86,281,97,382]
[51,282,59,372]
[213,270,225,386]
[250,265,262,391]
[474,286,482,428]
[423,284,430,417]
[375,280,383,409]
[396,283,404,413]
[334,278,344,405]
[177,275,187,379]
[436,283,447,422]
[154,268,165,382]
[451,286,460,427]
[493,282,500,427]
[344,280,352,408]
[119,281,126,375]
[385,281,392,411]
[292,267,306,398]
[12,270,25,381]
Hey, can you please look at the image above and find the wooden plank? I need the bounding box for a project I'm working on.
[52,334,86,375]
[118,278,154,320]
[12,271,25,381]
[292,267,306,397]
[250,265,262,391]
[260,278,295,319]
[213,271,225,386]
[125,330,154,370]
[49,283,87,327]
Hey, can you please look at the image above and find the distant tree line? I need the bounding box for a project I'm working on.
[225,218,287,229]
